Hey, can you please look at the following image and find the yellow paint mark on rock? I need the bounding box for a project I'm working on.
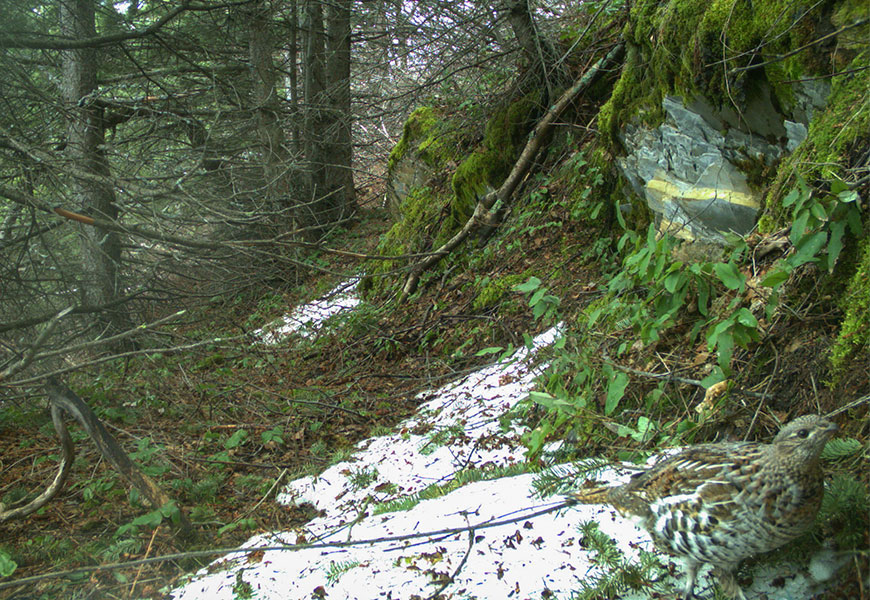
[646,179,759,209]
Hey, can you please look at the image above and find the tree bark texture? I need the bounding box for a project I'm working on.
[505,0,565,94]
[288,0,301,151]
[60,0,133,345]
[301,0,355,239]
[248,0,292,218]
[44,378,195,540]
[326,0,355,209]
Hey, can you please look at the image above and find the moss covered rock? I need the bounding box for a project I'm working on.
[385,107,462,217]
[448,94,542,237]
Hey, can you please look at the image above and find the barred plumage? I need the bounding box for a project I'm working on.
[568,415,838,599]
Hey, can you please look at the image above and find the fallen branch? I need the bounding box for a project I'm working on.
[399,42,625,301]
[0,379,196,540]
[0,501,568,591]
[0,400,74,523]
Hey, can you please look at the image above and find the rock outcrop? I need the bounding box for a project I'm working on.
[617,82,829,243]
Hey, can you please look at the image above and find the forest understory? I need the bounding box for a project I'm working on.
[1,1,868,599]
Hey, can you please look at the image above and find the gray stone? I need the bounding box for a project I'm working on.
[785,121,809,153]
[791,79,831,125]
[385,154,436,217]
[617,91,810,244]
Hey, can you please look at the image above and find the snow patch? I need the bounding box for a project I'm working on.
[172,282,827,600]
[276,326,562,517]
[255,279,360,343]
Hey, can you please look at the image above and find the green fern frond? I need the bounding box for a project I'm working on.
[533,458,612,498]
[820,437,864,460]
[325,560,361,585]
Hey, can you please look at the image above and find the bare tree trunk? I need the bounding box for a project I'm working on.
[505,0,565,95]
[59,0,134,346]
[248,0,292,218]
[301,0,330,238]
[288,0,301,152]
[326,0,355,210]
[301,0,354,240]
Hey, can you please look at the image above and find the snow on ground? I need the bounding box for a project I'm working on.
[254,279,360,343]
[275,327,562,517]
[171,282,827,600]
[173,473,657,600]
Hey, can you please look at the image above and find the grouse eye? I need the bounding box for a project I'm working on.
[796,428,810,438]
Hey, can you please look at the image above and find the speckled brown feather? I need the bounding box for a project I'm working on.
[567,415,837,600]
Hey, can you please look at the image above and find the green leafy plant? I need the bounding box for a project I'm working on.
[218,517,257,536]
[0,549,17,577]
[615,415,657,443]
[519,169,864,466]
[515,277,561,323]
[78,476,118,506]
[130,437,170,477]
[602,365,630,416]
[173,474,225,501]
[705,307,759,377]
[760,177,861,289]
[261,426,285,446]
[116,501,182,537]
[784,178,860,272]
[224,429,249,450]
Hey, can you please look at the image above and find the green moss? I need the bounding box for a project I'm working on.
[598,43,665,149]
[692,0,840,109]
[830,235,870,371]
[472,274,527,311]
[831,0,869,58]
[387,106,462,174]
[367,95,541,297]
[599,0,845,151]
[763,49,870,226]
[449,151,498,228]
[360,186,448,297]
[448,94,542,232]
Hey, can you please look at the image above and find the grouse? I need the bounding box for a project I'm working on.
[567,414,837,599]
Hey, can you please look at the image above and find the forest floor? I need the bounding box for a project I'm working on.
[0,188,866,599]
